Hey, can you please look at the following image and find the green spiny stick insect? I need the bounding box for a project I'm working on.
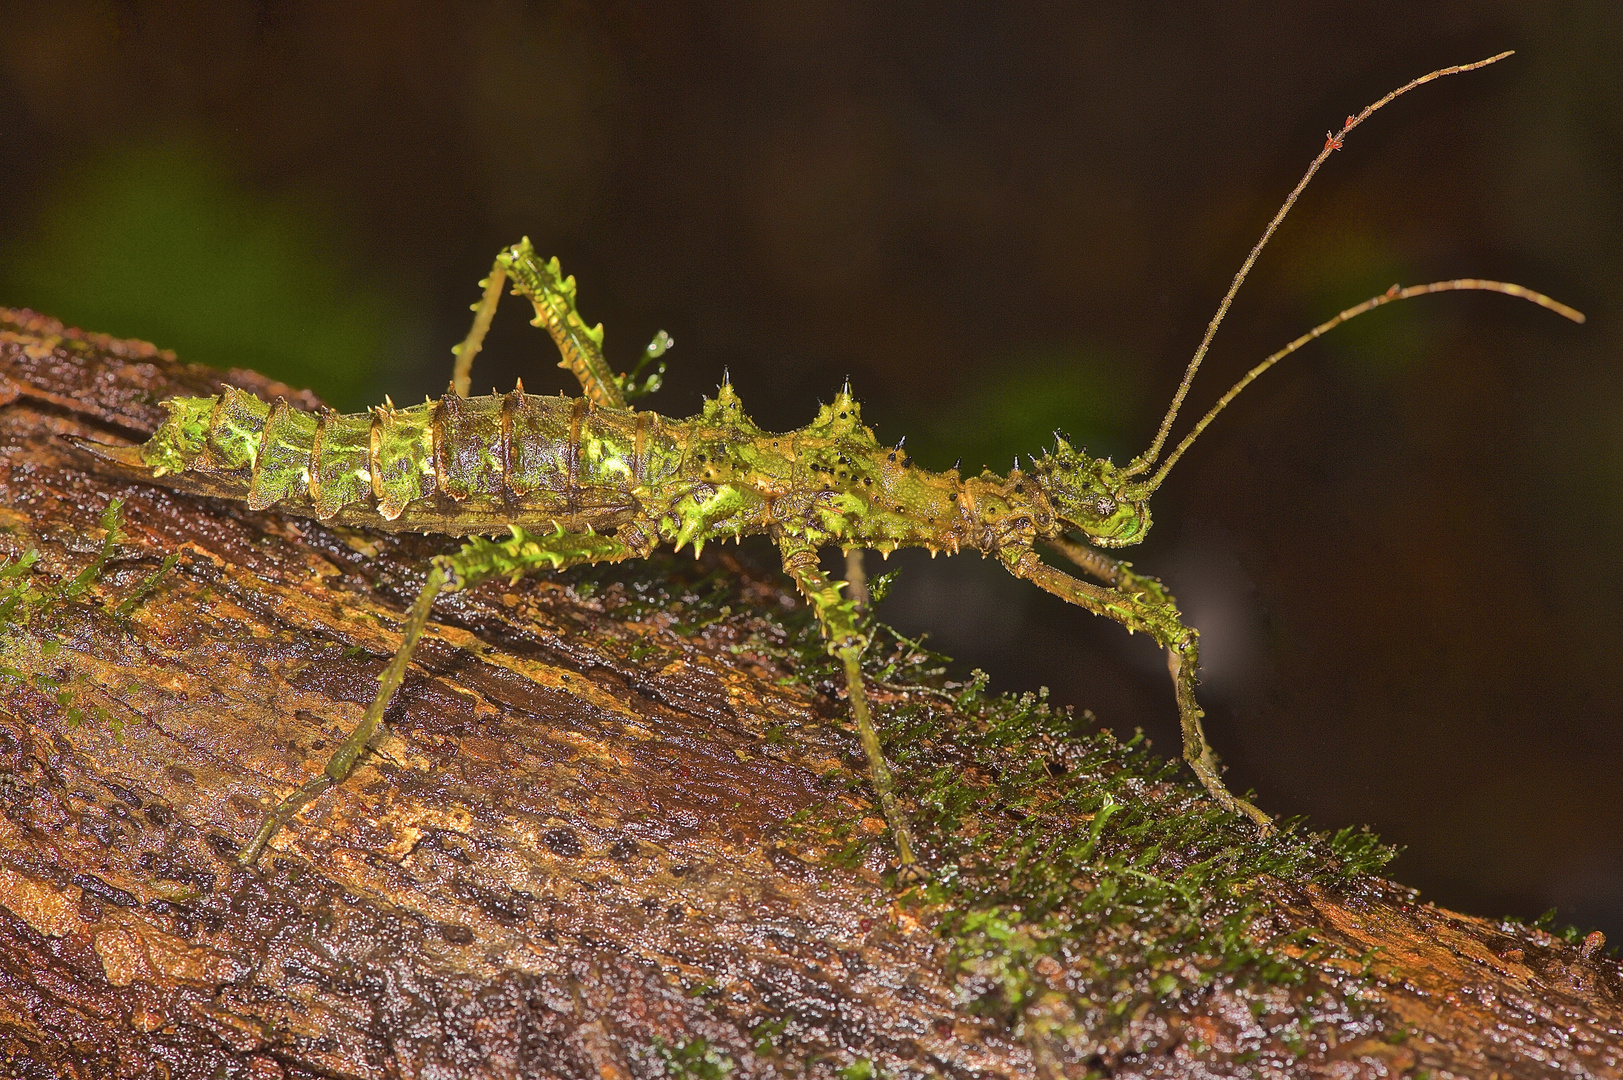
[70,53,1582,880]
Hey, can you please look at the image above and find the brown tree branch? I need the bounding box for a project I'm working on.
[0,309,1618,1079]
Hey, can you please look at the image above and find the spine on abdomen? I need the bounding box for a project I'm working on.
[134,386,665,524]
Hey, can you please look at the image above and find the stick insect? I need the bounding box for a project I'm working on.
[72,53,1581,881]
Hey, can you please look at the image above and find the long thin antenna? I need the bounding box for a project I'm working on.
[1129,279,1584,495]
[1121,51,1515,479]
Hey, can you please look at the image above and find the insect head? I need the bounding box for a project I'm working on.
[1031,436,1151,548]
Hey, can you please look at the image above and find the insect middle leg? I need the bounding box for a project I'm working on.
[1008,540,1273,834]
[778,540,924,881]
[238,525,637,865]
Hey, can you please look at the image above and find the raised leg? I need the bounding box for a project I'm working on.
[449,261,509,398]
[451,240,671,406]
[779,541,923,881]
[446,241,620,404]
[1008,541,1273,834]
[238,525,637,865]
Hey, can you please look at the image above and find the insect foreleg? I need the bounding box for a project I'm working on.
[1005,544,1273,834]
[238,525,638,866]
[1043,535,1174,608]
[778,541,923,881]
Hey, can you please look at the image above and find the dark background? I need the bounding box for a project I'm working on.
[2,2,1617,939]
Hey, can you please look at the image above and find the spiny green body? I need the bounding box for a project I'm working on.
[119,380,1151,567]
[83,235,1211,873]
[96,340,1209,873]
[72,229,1316,870]
[76,57,1580,871]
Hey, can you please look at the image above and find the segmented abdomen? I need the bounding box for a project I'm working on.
[137,386,680,534]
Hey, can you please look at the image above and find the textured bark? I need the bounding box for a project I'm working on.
[0,308,1619,1079]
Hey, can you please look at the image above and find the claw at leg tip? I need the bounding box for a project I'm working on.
[895,863,930,886]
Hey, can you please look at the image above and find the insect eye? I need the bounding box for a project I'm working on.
[1094,495,1117,516]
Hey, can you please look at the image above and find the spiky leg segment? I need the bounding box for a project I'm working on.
[1016,542,1273,834]
[780,541,924,882]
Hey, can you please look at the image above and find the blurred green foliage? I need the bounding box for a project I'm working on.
[900,346,1140,474]
[1,141,398,410]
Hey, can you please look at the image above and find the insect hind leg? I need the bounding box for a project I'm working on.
[238,525,637,866]
[238,562,449,865]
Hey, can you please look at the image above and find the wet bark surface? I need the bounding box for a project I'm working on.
[0,307,1619,1079]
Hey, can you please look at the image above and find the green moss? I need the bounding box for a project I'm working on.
[591,551,1392,1043]
[559,547,1398,1046]
[1525,908,1591,946]
[564,546,782,641]
[749,1017,788,1056]
[1,502,122,633]
[0,501,172,733]
[655,1037,734,1079]
[877,663,1392,1029]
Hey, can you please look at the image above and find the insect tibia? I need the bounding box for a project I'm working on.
[496,238,625,408]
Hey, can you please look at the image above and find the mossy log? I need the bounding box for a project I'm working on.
[0,308,1619,1079]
